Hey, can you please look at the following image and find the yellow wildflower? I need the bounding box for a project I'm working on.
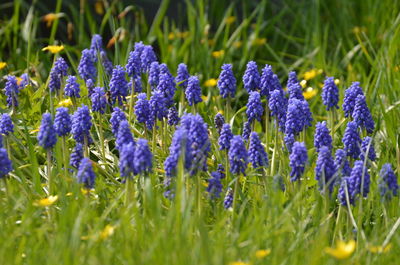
[300,80,307,88]
[100,225,116,240]
[30,128,39,134]
[168,32,175,40]
[303,69,323,80]
[204,78,218,87]
[225,16,236,25]
[66,192,73,196]
[201,95,208,101]
[176,31,189,39]
[255,249,271,259]
[334,79,340,85]
[42,13,64,27]
[42,45,64,54]
[81,188,95,195]
[218,110,224,115]
[212,50,225,58]
[325,239,356,259]
[367,243,392,254]
[58,98,73,107]
[233,41,242,48]
[94,1,104,15]
[0,62,7,70]
[33,195,58,207]
[303,87,318,100]
[253,38,266,46]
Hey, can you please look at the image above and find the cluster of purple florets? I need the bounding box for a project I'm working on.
[0,33,396,210]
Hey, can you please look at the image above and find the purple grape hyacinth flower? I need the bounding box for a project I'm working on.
[343,81,364,118]
[249,132,268,168]
[243,61,260,93]
[176,63,190,90]
[228,135,248,175]
[218,64,236,98]
[289,141,308,181]
[64,75,81,98]
[37,113,57,149]
[314,121,332,152]
[218,123,233,151]
[246,91,264,123]
[185,76,202,106]
[54,107,71,137]
[321,77,339,110]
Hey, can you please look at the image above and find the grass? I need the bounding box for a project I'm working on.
[0,0,400,264]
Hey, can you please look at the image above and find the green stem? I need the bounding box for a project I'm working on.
[232,175,239,216]
[97,113,106,164]
[128,81,135,123]
[125,177,135,208]
[329,109,335,143]
[225,97,231,122]
[62,137,68,179]
[47,149,52,195]
[197,173,202,216]
[270,121,279,176]
[265,107,270,152]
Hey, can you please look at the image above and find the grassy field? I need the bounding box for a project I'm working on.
[0,0,400,264]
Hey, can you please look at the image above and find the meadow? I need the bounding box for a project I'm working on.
[0,0,400,264]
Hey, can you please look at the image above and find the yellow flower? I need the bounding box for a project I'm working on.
[33,195,58,207]
[0,62,7,70]
[100,225,116,240]
[212,50,225,58]
[81,188,95,195]
[168,32,175,40]
[300,80,307,88]
[229,262,249,265]
[303,87,318,100]
[303,69,323,80]
[58,98,73,107]
[42,13,64,27]
[233,41,242,48]
[95,1,105,15]
[225,16,236,25]
[218,110,224,115]
[255,249,271,259]
[176,31,189,39]
[42,45,64,54]
[253,38,266,46]
[204,78,218,87]
[325,239,356,259]
[66,192,73,196]
[30,128,39,134]
[368,243,392,254]
[201,95,209,101]
[334,79,340,85]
